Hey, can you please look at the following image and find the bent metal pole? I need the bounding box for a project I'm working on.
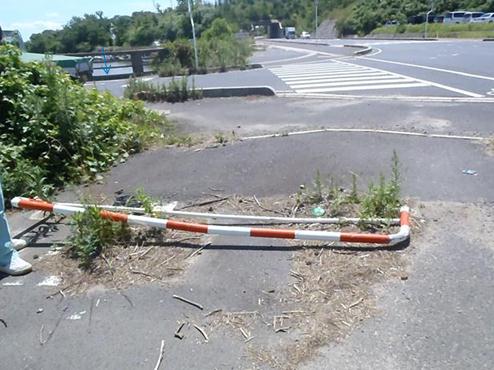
[11,197,410,246]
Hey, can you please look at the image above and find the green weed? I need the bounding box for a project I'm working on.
[68,206,128,270]
[359,151,401,219]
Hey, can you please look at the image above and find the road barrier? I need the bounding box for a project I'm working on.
[11,197,410,245]
[56,201,401,225]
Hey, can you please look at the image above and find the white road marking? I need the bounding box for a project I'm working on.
[297,82,430,94]
[283,72,388,82]
[332,59,484,98]
[270,61,433,95]
[260,47,317,65]
[288,74,405,85]
[292,78,416,89]
[264,42,487,98]
[361,56,494,82]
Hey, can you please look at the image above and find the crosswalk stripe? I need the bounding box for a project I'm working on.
[288,75,409,86]
[297,82,430,93]
[275,69,378,79]
[283,72,388,82]
[269,60,432,94]
[274,67,366,76]
[291,78,415,89]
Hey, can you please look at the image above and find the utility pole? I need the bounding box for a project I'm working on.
[425,0,434,38]
[314,0,319,39]
[187,0,199,71]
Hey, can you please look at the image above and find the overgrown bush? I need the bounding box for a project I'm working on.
[198,18,253,71]
[0,44,180,203]
[153,18,253,76]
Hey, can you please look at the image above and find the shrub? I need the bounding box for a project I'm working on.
[0,44,176,203]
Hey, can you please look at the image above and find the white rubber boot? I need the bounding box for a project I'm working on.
[0,250,32,276]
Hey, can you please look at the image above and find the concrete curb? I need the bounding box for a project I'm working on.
[344,37,438,41]
[202,86,276,98]
[263,39,331,46]
[90,65,263,82]
[343,44,373,56]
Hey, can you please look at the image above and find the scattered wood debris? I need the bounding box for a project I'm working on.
[193,324,209,343]
[172,295,204,310]
[174,322,186,340]
[153,339,165,370]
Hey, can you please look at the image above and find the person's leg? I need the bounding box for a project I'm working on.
[0,181,13,262]
[0,181,32,275]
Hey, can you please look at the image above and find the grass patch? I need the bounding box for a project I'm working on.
[124,77,202,103]
[296,151,401,220]
[372,22,494,38]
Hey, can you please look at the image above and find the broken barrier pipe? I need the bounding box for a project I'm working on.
[56,201,401,225]
[11,197,410,245]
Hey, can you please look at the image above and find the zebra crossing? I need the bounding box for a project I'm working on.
[269,61,431,95]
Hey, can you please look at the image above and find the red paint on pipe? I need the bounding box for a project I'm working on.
[100,210,129,223]
[166,220,209,234]
[17,198,54,213]
[340,233,391,244]
[400,210,410,226]
[250,228,296,239]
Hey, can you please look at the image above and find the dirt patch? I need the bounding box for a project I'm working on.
[37,228,210,296]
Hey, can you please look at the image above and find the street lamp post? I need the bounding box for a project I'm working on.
[187,0,199,71]
[314,0,319,38]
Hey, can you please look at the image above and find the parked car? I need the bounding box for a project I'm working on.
[301,31,311,39]
[463,12,484,22]
[443,11,467,23]
[472,12,494,23]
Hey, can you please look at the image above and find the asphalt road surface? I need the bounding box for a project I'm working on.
[90,38,494,102]
[2,38,494,370]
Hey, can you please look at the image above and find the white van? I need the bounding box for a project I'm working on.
[443,11,466,23]
[463,12,484,22]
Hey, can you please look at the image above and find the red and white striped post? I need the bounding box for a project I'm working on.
[11,197,410,246]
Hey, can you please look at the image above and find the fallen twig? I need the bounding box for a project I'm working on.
[174,322,186,340]
[193,324,209,342]
[187,242,211,259]
[0,318,7,328]
[172,295,204,310]
[204,308,222,317]
[40,305,68,345]
[252,195,285,215]
[275,327,290,333]
[179,197,229,210]
[239,327,252,341]
[157,254,176,268]
[153,339,165,370]
[347,297,364,309]
[281,310,305,315]
[130,269,162,280]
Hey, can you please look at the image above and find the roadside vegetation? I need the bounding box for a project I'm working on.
[296,151,401,220]
[372,22,494,38]
[124,77,202,103]
[61,151,402,271]
[0,44,186,203]
[152,19,253,76]
[337,0,494,35]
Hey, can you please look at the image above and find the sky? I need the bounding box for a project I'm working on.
[1,0,180,41]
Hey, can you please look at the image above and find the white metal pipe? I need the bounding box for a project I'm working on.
[56,202,400,225]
